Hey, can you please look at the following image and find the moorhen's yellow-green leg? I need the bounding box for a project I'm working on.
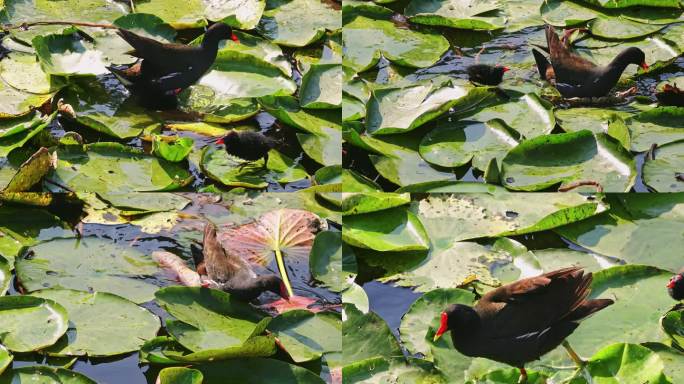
[518,367,528,384]
[562,340,585,367]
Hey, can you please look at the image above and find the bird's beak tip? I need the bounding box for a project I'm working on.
[231,33,240,43]
[641,62,649,71]
[215,137,224,145]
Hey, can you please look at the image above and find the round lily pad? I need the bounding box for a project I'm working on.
[33,29,108,76]
[342,206,430,252]
[158,367,203,384]
[405,0,506,30]
[582,343,671,384]
[0,366,97,384]
[643,140,684,192]
[469,94,555,139]
[15,237,160,304]
[32,289,161,357]
[257,0,341,47]
[342,192,410,215]
[0,52,61,94]
[0,295,68,352]
[197,358,326,384]
[309,231,352,292]
[342,304,402,366]
[501,130,636,192]
[267,310,341,363]
[204,0,266,29]
[300,63,342,109]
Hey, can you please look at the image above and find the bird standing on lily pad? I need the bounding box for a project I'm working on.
[107,22,238,102]
[533,25,648,99]
[215,130,281,169]
[467,64,510,86]
[433,267,613,383]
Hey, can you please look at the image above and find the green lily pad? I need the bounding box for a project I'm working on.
[590,16,666,40]
[400,288,476,360]
[310,231,353,292]
[469,94,556,139]
[204,0,265,29]
[643,140,684,192]
[645,343,684,383]
[2,147,53,193]
[32,289,161,357]
[541,0,601,27]
[196,358,326,384]
[160,335,276,363]
[405,0,506,31]
[579,0,681,8]
[0,255,8,296]
[343,356,447,384]
[533,248,617,273]
[33,29,108,76]
[342,13,450,73]
[0,114,54,159]
[212,30,292,76]
[564,265,672,358]
[0,345,10,375]
[0,295,68,352]
[155,286,269,352]
[343,94,366,121]
[342,169,382,192]
[343,206,430,252]
[501,0,545,32]
[158,367,203,384]
[0,76,54,118]
[200,145,308,189]
[50,142,192,194]
[556,194,684,272]
[556,107,635,136]
[412,192,607,244]
[300,63,342,109]
[0,52,61,94]
[580,343,671,384]
[627,107,684,152]
[296,126,342,167]
[267,310,341,363]
[0,366,97,384]
[15,237,160,303]
[342,304,402,366]
[341,192,410,215]
[314,165,342,186]
[419,119,518,171]
[153,136,194,163]
[501,130,636,192]
[58,77,162,139]
[342,282,369,314]
[257,0,340,47]
[259,96,342,136]
[132,0,205,29]
[661,306,684,349]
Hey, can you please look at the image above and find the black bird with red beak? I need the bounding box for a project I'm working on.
[433,267,613,383]
[667,268,684,300]
[195,222,290,302]
[216,130,280,169]
[108,22,239,97]
[467,64,510,86]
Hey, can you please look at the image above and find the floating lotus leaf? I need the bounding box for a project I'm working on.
[501,130,636,192]
[0,366,97,384]
[300,63,342,109]
[158,367,203,384]
[196,358,326,384]
[342,282,369,314]
[0,78,54,118]
[662,306,684,349]
[0,52,62,94]
[132,0,205,28]
[313,165,342,186]
[590,16,666,40]
[469,94,555,139]
[342,304,402,366]
[412,193,607,244]
[211,31,292,76]
[296,126,342,167]
[341,192,410,215]
[342,169,382,192]
[626,107,684,152]
[15,237,160,303]
[152,136,194,163]
[216,208,326,297]
[419,119,518,171]
[259,95,342,136]
[343,356,447,384]
[342,12,450,73]
[200,145,308,189]
[579,0,681,8]
[50,142,192,194]
[0,295,68,352]
[257,0,341,47]
[267,310,341,363]
[0,113,54,158]
[342,206,430,252]
[309,231,353,292]
[643,140,684,192]
[204,0,266,29]
[33,289,161,357]
[33,29,108,76]
[405,0,506,31]
[1,147,53,192]
[556,194,684,272]
[155,287,270,351]
[541,0,601,27]
[581,343,671,384]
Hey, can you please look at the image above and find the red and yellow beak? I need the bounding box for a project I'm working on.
[231,33,240,43]
[215,137,225,145]
[502,66,511,73]
[640,62,649,71]
[667,275,682,288]
[433,312,449,342]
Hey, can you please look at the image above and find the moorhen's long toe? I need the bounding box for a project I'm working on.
[667,268,684,300]
[434,267,613,382]
[198,222,289,301]
[533,25,648,98]
[107,22,238,99]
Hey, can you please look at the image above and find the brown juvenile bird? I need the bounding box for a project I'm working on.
[108,23,238,96]
[216,130,280,168]
[434,267,613,383]
[195,222,289,301]
[467,64,510,86]
[533,25,648,98]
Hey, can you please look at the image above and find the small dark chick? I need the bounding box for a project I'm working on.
[668,269,684,300]
[216,130,280,168]
[467,64,510,86]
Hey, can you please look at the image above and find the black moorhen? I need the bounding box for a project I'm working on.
[467,64,509,86]
[667,268,684,300]
[533,25,648,98]
[196,222,289,301]
[434,267,613,383]
[216,130,280,168]
[107,23,238,96]
[656,84,684,107]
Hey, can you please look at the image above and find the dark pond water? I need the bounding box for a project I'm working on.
[4,196,339,383]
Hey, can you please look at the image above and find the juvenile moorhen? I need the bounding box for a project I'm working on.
[467,64,509,86]
[196,222,289,301]
[216,130,280,168]
[667,268,684,300]
[107,23,238,96]
[533,25,648,98]
[434,267,613,382]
